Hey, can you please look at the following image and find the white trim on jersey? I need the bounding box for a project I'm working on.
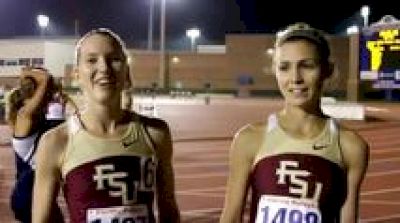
[11,132,39,168]
[67,114,82,135]
[266,113,338,136]
[267,113,278,133]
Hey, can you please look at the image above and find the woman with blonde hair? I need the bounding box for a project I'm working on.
[220,23,369,223]
[33,28,180,223]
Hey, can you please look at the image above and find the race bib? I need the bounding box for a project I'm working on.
[255,195,321,223]
[87,205,149,223]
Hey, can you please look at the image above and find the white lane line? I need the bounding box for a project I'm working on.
[175,153,229,160]
[361,199,400,205]
[174,146,229,153]
[177,191,225,198]
[361,187,400,196]
[366,169,400,177]
[371,147,400,154]
[176,186,225,197]
[174,162,227,168]
[176,172,226,179]
[371,157,400,164]
[361,213,400,222]
[177,186,225,193]
[181,208,222,217]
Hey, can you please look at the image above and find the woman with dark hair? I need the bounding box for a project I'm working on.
[45,80,78,129]
[6,67,64,223]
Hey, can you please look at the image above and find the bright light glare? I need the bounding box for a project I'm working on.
[186,28,200,39]
[37,14,49,28]
[347,25,359,35]
[361,5,370,18]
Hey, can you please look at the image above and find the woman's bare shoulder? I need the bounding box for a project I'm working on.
[38,122,70,155]
[338,126,369,168]
[231,120,268,161]
[234,120,267,141]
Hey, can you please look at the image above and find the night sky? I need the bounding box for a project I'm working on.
[0,0,398,49]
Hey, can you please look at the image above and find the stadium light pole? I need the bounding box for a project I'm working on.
[361,5,370,28]
[159,0,181,88]
[37,14,49,37]
[159,0,167,88]
[147,0,155,50]
[186,28,201,52]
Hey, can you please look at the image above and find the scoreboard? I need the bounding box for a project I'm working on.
[360,29,400,89]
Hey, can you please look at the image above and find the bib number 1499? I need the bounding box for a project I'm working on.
[258,206,320,223]
[255,195,321,223]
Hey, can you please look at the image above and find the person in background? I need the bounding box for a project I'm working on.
[32,28,180,223]
[5,67,64,223]
[220,23,369,223]
[0,85,5,121]
[45,80,78,129]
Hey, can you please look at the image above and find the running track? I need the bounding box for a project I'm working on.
[0,98,399,222]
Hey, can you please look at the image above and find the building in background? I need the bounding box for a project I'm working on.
[0,37,76,87]
[0,34,357,100]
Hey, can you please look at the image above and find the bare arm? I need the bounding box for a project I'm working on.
[220,124,262,223]
[147,119,180,223]
[340,129,369,223]
[32,125,67,223]
[14,68,50,136]
[4,88,21,129]
[19,67,50,116]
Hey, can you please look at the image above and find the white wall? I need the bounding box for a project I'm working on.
[0,40,44,77]
[0,38,76,78]
[44,40,76,77]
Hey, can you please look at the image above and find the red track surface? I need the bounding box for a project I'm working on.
[1,99,399,222]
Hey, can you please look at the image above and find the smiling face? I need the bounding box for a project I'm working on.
[274,40,330,109]
[75,33,129,105]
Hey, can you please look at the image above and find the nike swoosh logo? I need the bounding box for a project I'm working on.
[313,144,327,150]
[122,139,136,148]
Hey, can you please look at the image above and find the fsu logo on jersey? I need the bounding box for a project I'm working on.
[275,160,323,201]
[255,160,325,223]
[92,157,156,205]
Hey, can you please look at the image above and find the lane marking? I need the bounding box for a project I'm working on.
[371,147,400,154]
[177,172,227,179]
[181,208,222,217]
[177,186,225,193]
[361,187,400,196]
[361,213,400,222]
[178,191,225,198]
[361,199,400,205]
[174,162,227,168]
[371,157,400,164]
[366,169,400,177]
